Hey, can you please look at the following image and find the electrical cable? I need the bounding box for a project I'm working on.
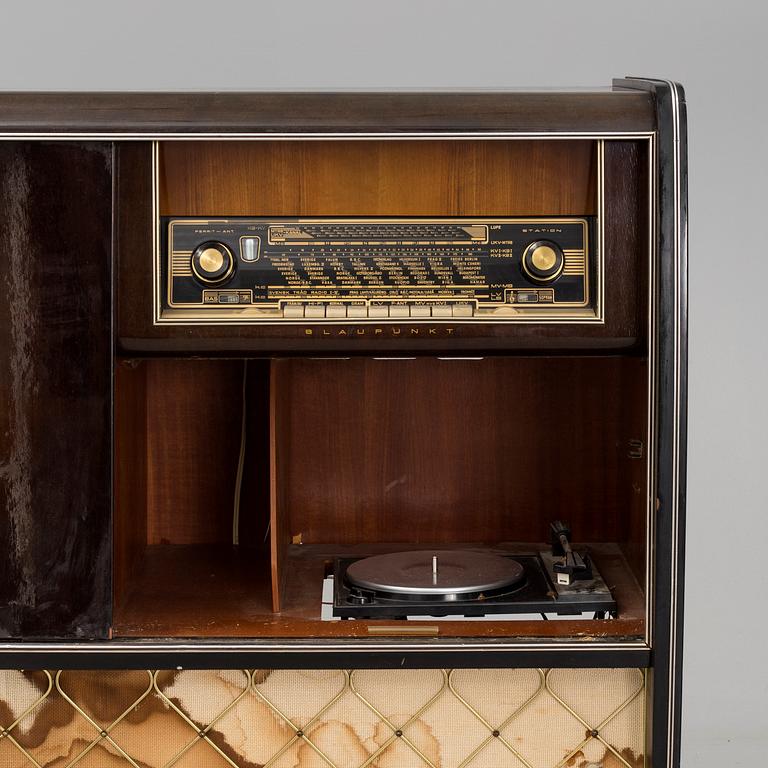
[232,360,248,546]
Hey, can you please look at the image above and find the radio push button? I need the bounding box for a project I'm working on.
[521,240,564,283]
[191,242,235,284]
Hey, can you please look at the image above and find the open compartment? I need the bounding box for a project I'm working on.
[113,135,650,639]
[113,354,648,639]
[113,359,274,636]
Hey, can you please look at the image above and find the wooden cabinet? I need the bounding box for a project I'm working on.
[0,80,687,767]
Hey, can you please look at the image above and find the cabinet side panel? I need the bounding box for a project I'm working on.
[0,142,113,639]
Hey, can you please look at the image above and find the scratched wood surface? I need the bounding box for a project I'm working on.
[0,142,112,639]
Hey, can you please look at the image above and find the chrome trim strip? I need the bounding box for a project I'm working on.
[646,132,658,649]
[619,75,686,768]
[0,640,650,654]
[0,131,656,141]
[665,77,684,768]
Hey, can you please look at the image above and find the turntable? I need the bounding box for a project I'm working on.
[328,522,617,620]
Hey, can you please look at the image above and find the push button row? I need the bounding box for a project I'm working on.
[282,304,474,319]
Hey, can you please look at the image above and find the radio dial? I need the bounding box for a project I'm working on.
[522,240,564,283]
[191,242,235,284]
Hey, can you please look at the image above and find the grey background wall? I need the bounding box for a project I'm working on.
[1,1,765,764]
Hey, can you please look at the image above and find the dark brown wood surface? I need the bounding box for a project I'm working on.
[272,356,646,545]
[118,140,648,353]
[0,91,654,134]
[113,362,148,610]
[0,142,112,639]
[160,139,597,216]
[112,542,643,639]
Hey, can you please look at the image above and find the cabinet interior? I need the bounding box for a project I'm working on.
[112,136,649,640]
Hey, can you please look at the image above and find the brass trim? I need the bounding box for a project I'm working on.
[2,131,657,141]
[0,670,52,768]
[449,668,545,768]
[267,222,490,246]
[0,639,652,654]
[545,668,646,768]
[0,668,648,768]
[367,625,440,636]
[251,669,350,768]
[350,669,448,768]
[55,670,154,768]
[153,669,250,768]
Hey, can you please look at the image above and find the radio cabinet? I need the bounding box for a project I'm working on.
[0,81,687,767]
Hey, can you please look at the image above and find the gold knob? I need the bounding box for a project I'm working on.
[198,247,224,274]
[530,245,558,272]
[522,240,564,283]
[191,242,234,284]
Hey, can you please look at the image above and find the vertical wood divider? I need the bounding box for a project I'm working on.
[269,359,286,612]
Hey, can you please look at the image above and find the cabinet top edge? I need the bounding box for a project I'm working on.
[0,90,656,134]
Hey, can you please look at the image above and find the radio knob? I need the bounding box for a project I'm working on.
[522,240,564,283]
[191,242,235,284]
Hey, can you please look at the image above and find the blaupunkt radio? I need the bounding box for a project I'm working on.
[158,217,596,323]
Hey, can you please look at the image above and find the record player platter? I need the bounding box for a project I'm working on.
[345,550,526,600]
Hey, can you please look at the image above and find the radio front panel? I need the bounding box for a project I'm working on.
[157,217,597,323]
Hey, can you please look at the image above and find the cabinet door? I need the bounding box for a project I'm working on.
[0,142,112,639]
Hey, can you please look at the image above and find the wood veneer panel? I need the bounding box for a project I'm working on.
[0,142,112,638]
[272,356,644,545]
[159,140,597,217]
[269,364,290,612]
[145,359,244,545]
[618,356,650,585]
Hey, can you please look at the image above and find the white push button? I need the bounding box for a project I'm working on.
[389,305,409,318]
[432,305,452,318]
[348,305,368,318]
[410,305,431,318]
[326,305,347,318]
[368,305,389,318]
[284,304,305,318]
[305,305,326,318]
[452,304,474,317]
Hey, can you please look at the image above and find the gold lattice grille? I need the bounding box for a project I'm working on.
[0,668,646,768]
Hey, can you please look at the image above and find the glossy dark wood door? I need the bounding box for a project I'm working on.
[0,142,112,638]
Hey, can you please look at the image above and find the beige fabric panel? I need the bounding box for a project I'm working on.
[0,668,645,768]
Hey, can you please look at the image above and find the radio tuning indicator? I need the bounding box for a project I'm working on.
[241,236,260,262]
